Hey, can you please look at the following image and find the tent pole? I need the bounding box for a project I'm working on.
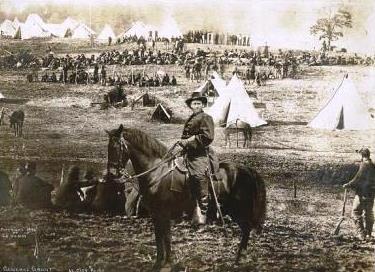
[236,119,239,148]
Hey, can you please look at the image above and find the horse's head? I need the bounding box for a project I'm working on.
[105,124,130,173]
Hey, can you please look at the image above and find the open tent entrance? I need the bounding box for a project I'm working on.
[336,106,344,130]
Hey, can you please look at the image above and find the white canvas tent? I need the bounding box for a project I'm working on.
[97,25,116,41]
[25,14,46,27]
[46,23,71,38]
[193,72,227,97]
[121,21,156,39]
[25,13,51,33]
[15,22,51,40]
[62,17,79,31]
[308,74,374,130]
[0,19,16,37]
[0,92,4,99]
[158,15,182,39]
[72,23,96,39]
[208,74,267,127]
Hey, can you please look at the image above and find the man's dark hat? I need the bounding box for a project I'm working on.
[185,92,207,108]
[356,147,370,157]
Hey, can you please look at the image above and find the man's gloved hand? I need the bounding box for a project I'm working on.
[179,136,196,147]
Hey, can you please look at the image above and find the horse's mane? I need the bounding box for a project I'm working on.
[122,128,168,158]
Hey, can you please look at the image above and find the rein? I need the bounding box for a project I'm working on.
[116,140,182,184]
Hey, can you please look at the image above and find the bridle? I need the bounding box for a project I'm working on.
[108,135,129,174]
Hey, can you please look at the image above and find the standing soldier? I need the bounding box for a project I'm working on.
[179,93,218,225]
[343,148,375,241]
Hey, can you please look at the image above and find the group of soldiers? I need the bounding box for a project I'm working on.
[106,72,177,88]
[32,45,370,89]
[35,66,178,88]
[21,42,375,90]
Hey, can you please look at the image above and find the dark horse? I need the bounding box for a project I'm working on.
[106,125,266,271]
[9,110,25,137]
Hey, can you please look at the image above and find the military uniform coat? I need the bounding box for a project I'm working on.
[347,158,375,198]
[181,110,215,157]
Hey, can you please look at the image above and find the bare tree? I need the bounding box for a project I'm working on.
[310,9,353,51]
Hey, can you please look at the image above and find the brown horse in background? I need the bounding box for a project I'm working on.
[106,125,266,271]
[224,122,252,148]
[9,110,25,137]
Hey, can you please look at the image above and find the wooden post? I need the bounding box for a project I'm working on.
[60,165,65,185]
[131,67,134,85]
[0,107,4,126]
[293,180,297,198]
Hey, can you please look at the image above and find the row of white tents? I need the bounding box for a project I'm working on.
[0,14,182,41]
[195,73,374,131]
[0,14,96,40]
[120,17,183,40]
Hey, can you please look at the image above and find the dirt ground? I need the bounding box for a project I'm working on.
[1,41,375,271]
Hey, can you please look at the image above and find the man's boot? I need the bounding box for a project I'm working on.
[191,179,208,225]
[191,196,208,225]
[365,224,373,241]
[354,218,366,240]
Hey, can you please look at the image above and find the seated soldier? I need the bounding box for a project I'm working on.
[179,93,218,225]
[50,72,57,83]
[154,77,160,87]
[171,75,177,86]
[41,73,48,82]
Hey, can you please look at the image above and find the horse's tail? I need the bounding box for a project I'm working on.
[252,171,266,231]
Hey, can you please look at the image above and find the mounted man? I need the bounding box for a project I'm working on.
[343,148,375,241]
[179,92,218,225]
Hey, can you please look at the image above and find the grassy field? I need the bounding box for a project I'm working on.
[0,40,375,271]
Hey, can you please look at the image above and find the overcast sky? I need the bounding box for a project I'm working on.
[2,0,375,53]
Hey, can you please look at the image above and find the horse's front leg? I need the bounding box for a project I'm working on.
[243,132,247,148]
[247,131,252,148]
[225,133,231,148]
[162,219,172,268]
[152,218,164,271]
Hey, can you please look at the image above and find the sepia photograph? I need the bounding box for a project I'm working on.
[0,0,374,271]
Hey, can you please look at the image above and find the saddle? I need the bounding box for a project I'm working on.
[170,156,228,195]
[170,156,188,192]
[174,156,188,173]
